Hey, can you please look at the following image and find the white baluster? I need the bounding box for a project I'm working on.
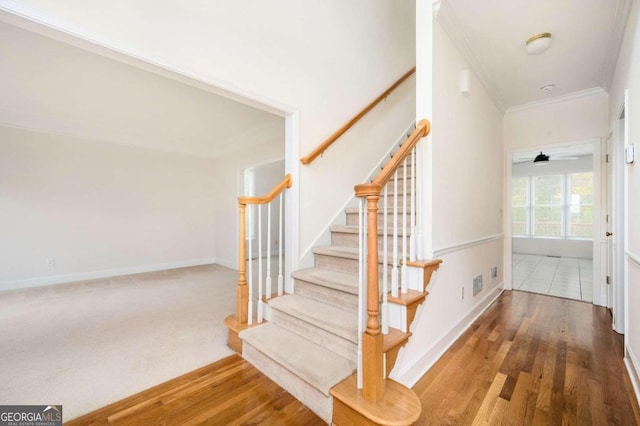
[401,158,408,293]
[382,185,389,334]
[357,197,365,389]
[266,203,272,300]
[277,194,284,296]
[247,204,253,325]
[391,171,399,298]
[410,147,417,262]
[257,205,263,323]
[416,131,424,259]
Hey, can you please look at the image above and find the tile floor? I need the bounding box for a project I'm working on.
[512,253,593,302]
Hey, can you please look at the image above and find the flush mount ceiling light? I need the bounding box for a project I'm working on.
[533,151,550,164]
[541,84,555,92]
[525,32,552,55]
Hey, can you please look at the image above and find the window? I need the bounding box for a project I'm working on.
[512,171,593,239]
[511,177,529,236]
[567,172,593,238]
[533,175,562,237]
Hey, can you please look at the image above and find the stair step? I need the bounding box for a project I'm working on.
[241,322,356,423]
[269,294,358,344]
[330,225,409,252]
[330,225,409,237]
[292,267,359,311]
[292,267,358,295]
[345,207,413,227]
[240,322,356,396]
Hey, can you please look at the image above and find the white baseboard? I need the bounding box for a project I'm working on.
[0,257,216,292]
[391,284,504,387]
[625,344,640,407]
[215,257,237,270]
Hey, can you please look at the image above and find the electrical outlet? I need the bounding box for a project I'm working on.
[473,275,483,296]
[490,266,498,280]
[460,286,465,300]
[47,258,56,267]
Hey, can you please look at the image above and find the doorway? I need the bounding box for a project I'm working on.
[510,142,599,303]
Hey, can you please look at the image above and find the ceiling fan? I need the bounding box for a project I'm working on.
[515,151,579,165]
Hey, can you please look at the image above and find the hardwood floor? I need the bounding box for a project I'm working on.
[413,290,640,425]
[68,291,640,425]
[66,355,325,425]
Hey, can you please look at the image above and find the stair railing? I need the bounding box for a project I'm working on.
[300,67,416,165]
[235,174,292,327]
[354,119,430,401]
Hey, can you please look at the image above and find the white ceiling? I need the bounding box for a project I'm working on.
[0,21,283,159]
[436,0,632,111]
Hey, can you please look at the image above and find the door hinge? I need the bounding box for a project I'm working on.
[606,154,610,163]
[606,275,611,285]
[606,214,609,223]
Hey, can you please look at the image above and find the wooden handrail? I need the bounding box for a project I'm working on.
[238,174,293,205]
[371,119,430,189]
[300,67,416,166]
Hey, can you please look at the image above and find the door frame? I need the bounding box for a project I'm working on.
[505,138,603,305]
[607,96,628,334]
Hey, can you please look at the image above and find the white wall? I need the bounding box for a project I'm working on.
[608,0,640,402]
[0,21,281,159]
[0,126,217,289]
[504,92,609,150]
[391,22,505,385]
[0,1,417,266]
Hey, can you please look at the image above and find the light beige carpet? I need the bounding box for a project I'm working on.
[0,264,238,421]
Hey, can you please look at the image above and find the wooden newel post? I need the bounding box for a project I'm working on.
[355,183,385,401]
[237,203,249,325]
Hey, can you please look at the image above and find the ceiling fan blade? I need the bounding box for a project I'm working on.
[550,156,579,160]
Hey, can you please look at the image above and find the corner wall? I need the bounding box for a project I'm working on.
[608,0,640,403]
[0,126,217,290]
[392,22,505,385]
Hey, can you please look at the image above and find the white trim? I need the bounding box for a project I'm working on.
[434,1,506,112]
[627,251,640,269]
[392,285,504,387]
[506,87,606,114]
[601,0,634,90]
[433,234,504,257]
[0,258,217,292]
[625,344,640,407]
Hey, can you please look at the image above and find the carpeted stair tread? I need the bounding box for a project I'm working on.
[330,225,409,237]
[291,268,358,295]
[345,206,408,215]
[240,322,356,396]
[269,294,358,343]
[313,245,395,264]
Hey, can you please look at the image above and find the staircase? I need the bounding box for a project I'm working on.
[228,119,441,424]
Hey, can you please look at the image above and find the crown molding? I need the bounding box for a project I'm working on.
[601,0,633,90]
[505,87,607,114]
[434,0,506,112]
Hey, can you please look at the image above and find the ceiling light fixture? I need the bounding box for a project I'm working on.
[533,151,550,165]
[541,84,555,92]
[525,32,552,55]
